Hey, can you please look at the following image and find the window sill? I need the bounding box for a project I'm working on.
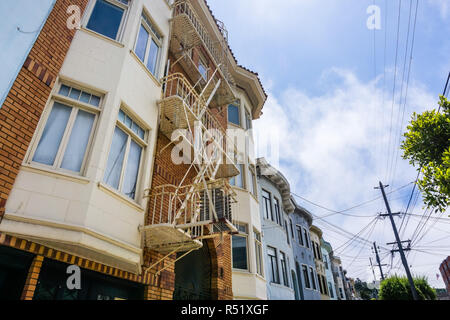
[129,50,162,88]
[80,27,125,48]
[230,185,247,193]
[232,268,252,275]
[97,182,145,213]
[269,282,293,291]
[227,122,244,130]
[21,163,91,185]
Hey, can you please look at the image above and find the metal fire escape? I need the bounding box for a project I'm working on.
[141,1,239,272]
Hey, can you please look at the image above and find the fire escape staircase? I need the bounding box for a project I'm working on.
[141,70,238,261]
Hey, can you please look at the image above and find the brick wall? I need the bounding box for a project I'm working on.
[143,49,233,299]
[0,0,89,221]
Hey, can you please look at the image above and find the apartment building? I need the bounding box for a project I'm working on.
[321,240,338,300]
[290,197,321,300]
[229,94,267,300]
[331,256,347,300]
[256,158,297,300]
[0,0,265,300]
[310,225,330,300]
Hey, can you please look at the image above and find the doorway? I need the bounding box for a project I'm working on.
[173,241,212,300]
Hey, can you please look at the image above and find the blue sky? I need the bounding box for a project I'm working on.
[208,0,450,288]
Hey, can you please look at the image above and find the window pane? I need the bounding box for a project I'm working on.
[122,140,142,199]
[61,110,95,172]
[59,85,70,96]
[248,168,254,194]
[232,235,247,270]
[147,39,159,75]
[79,92,91,104]
[87,0,124,40]
[230,164,243,188]
[90,95,101,107]
[69,88,81,100]
[199,62,207,80]
[33,102,72,166]
[228,104,240,126]
[125,115,132,128]
[104,126,128,189]
[135,24,149,62]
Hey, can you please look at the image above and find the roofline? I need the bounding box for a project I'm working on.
[310,224,323,238]
[256,157,295,213]
[200,0,267,114]
[290,196,314,226]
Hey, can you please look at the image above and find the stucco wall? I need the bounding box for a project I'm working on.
[258,175,295,300]
[290,209,321,300]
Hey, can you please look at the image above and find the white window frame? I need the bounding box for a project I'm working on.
[227,101,241,127]
[247,164,257,196]
[84,0,131,42]
[27,83,101,176]
[104,107,147,200]
[280,251,289,287]
[254,229,264,277]
[262,189,273,221]
[302,264,311,289]
[134,8,163,78]
[303,227,311,249]
[244,108,252,130]
[232,222,249,271]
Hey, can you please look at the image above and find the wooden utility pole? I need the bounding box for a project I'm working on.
[373,242,385,280]
[377,181,419,300]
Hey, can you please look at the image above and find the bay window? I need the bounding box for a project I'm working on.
[310,267,317,290]
[31,84,100,174]
[229,164,244,189]
[254,230,263,276]
[232,223,248,270]
[297,225,304,246]
[302,265,310,289]
[86,0,129,41]
[280,251,289,287]
[267,246,279,284]
[262,189,273,220]
[274,197,281,225]
[103,109,146,200]
[228,103,240,126]
[134,11,162,77]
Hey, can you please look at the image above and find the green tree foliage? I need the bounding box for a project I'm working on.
[378,275,437,300]
[401,96,450,213]
[354,279,377,300]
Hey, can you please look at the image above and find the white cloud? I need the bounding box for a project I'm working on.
[254,68,449,287]
[428,0,449,19]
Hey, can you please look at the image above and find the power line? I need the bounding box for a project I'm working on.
[290,182,413,219]
[389,0,419,194]
[385,0,403,184]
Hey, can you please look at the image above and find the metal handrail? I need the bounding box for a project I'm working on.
[173,0,233,86]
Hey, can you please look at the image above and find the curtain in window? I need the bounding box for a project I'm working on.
[33,102,72,166]
[135,24,149,61]
[104,126,128,189]
[147,39,159,75]
[122,140,142,199]
[61,110,95,172]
